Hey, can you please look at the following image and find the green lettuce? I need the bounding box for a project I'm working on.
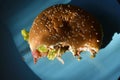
[21,29,29,41]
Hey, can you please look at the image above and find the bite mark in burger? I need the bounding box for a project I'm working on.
[21,4,103,64]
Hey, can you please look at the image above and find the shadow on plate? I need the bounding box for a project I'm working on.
[117,0,120,4]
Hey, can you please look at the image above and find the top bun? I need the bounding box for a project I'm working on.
[28,4,103,57]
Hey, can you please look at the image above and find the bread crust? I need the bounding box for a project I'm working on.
[29,4,103,54]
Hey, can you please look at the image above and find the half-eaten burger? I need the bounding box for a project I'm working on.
[21,4,103,64]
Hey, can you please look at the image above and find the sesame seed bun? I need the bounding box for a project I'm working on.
[28,4,103,62]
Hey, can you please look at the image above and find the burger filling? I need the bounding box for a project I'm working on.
[36,44,69,63]
[21,29,97,64]
[21,29,69,63]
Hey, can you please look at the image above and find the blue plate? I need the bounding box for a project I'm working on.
[1,0,120,80]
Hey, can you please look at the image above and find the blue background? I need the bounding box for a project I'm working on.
[0,0,120,80]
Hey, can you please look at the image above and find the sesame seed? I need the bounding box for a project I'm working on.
[82,24,85,27]
[46,21,49,24]
[37,27,39,29]
[65,9,68,13]
[79,33,84,37]
[91,25,94,28]
[58,18,60,21]
[75,35,78,37]
[53,11,56,14]
[68,36,71,38]
[59,24,63,27]
[55,34,59,37]
[65,17,68,21]
[73,13,78,16]
[67,32,70,35]
[49,34,52,37]
[77,25,80,28]
[73,38,75,41]
[92,21,95,23]
[83,37,86,40]
[85,29,87,32]
[70,16,73,19]
[47,38,49,40]
[75,29,78,31]
[82,21,85,27]
[89,39,91,41]
[83,19,86,22]
[51,14,54,17]
[68,5,70,7]
[47,11,50,14]
[69,11,71,13]
[79,16,81,19]
[59,7,63,10]
[97,40,99,42]
[48,24,51,27]
[96,33,98,35]
[49,30,51,32]
[76,41,79,44]
[33,30,35,33]
[52,36,56,38]
[90,35,92,38]
[36,23,38,26]
[35,40,38,44]
[72,31,75,34]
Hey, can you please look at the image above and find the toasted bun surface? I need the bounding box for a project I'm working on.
[28,4,103,62]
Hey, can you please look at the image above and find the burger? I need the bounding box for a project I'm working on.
[21,4,103,64]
